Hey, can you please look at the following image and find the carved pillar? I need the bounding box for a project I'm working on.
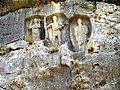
[44,16,48,39]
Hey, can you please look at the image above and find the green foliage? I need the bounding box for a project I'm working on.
[105,27,114,35]
[28,0,35,6]
[116,77,120,87]
[48,46,59,53]
[106,0,120,5]
[0,46,9,55]
[79,2,94,11]
[48,42,59,53]
[24,34,33,45]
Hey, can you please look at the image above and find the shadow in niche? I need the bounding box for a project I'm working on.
[24,15,45,44]
[69,14,92,51]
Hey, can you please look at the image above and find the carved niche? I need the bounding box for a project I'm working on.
[24,15,45,44]
[69,14,92,51]
[46,13,69,45]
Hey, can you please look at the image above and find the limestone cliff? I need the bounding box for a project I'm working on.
[0,1,120,90]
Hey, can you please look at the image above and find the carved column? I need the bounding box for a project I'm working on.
[44,16,48,39]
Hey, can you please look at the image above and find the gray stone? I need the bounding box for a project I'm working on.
[0,1,120,90]
[115,23,120,30]
[59,42,74,67]
[4,49,26,74]
[0,9,25,46]
[7,40,28,49]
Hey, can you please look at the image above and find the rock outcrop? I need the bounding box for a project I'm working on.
[0,1,120,90]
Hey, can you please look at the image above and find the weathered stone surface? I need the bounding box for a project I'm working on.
[0,40,72,90]
[115,23,120,30]
[7,40,28,49]
[0,9,25,46]
[0,1,93,46]
[59,42,74,67]
[0,1,120,90]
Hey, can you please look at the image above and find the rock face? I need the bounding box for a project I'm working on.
[0,1,120,90]
[0,9,25,46]
[0,40,72,90]
[0,1,93,46]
